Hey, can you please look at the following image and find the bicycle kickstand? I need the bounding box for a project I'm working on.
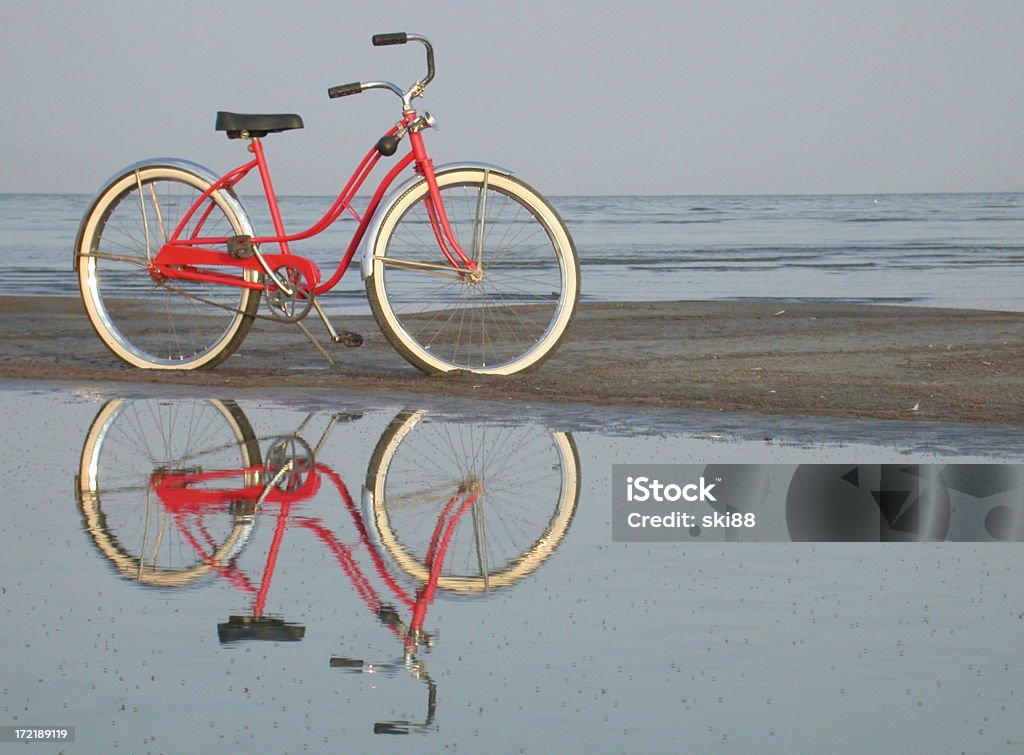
[294,299,365,370]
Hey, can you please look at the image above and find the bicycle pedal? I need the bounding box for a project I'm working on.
[333,412,364,423]
[332,331,363,347]
[329,657,364,668]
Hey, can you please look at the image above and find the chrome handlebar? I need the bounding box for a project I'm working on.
[329,33,435,112]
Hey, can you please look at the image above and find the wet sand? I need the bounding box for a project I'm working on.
[1,296,1022,425]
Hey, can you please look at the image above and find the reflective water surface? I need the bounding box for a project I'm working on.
[2,382,1022,752]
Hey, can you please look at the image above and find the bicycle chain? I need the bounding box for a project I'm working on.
[153,277,312,325]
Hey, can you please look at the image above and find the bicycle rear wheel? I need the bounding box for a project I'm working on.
[76,164,261,369]
[366,168,579,374]
[76,398,262,588]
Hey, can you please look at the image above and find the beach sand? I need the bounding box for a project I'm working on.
[1,296,1021,425]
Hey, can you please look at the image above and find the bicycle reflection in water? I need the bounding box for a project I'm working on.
[75,399,580,735]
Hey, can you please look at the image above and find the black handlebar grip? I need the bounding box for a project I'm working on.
[372,32,408,46]
[328,82,363,98]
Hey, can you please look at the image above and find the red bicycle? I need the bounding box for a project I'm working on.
[74,33,580,375]
[76,400,581,593]
[75,399,581,733]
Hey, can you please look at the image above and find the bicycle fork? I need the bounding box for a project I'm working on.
[407,124,479,274]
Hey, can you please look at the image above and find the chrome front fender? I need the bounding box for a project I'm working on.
[73,157,254,271]
[359,161,513,281]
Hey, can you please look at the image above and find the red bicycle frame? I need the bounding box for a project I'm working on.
[150,111,478,296]
[151,451,477,653]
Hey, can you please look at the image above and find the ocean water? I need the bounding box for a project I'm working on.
[1,191,1021,312]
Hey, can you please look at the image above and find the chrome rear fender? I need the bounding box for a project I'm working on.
[73,157,254,271]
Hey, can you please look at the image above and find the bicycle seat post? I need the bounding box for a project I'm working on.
[248,138,290,253]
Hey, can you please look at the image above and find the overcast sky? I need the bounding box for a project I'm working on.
[2,1,1022,195]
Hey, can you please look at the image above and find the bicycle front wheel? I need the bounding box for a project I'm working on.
[366,168,579,374]
[76,165,261,370]
[366,409,581,593]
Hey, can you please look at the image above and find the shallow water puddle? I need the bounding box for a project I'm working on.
[1,383,1021,752]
